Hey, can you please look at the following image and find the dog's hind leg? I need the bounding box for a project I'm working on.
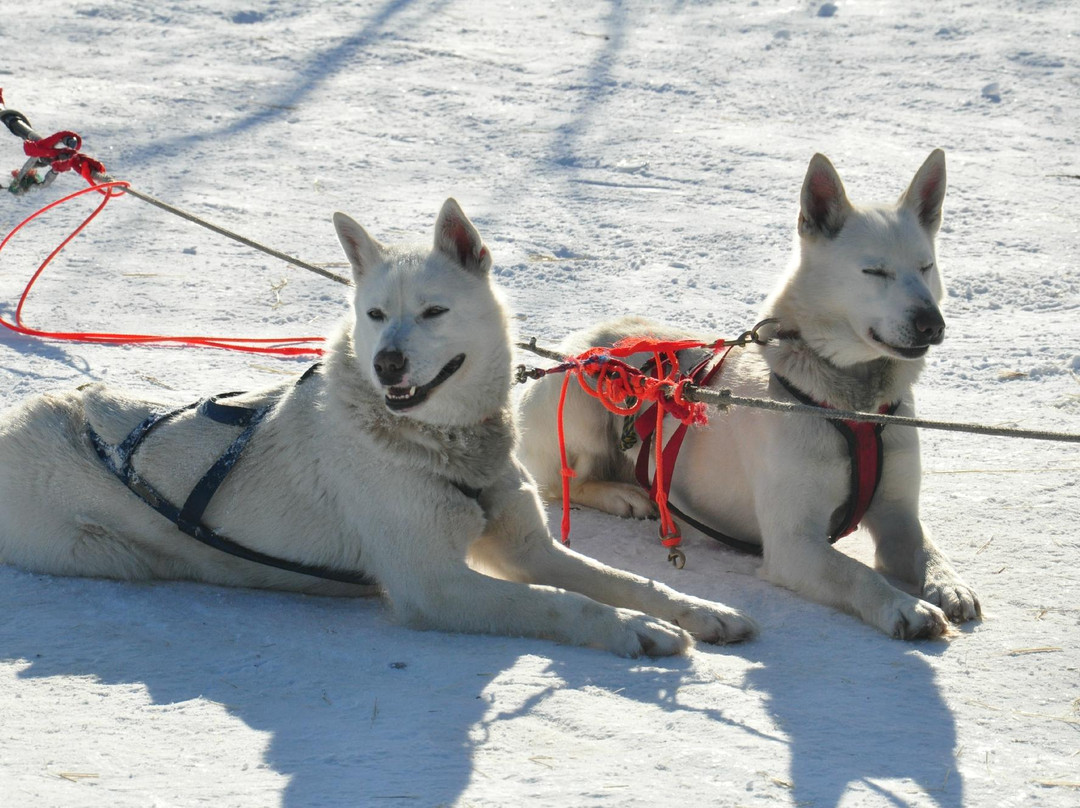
[518,375,654,518]
[0,515,154,582]
[565,459,656,520]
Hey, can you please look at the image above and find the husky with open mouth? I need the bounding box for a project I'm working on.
[0,198,755,656]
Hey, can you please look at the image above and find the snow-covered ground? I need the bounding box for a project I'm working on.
[1,1,1077,805]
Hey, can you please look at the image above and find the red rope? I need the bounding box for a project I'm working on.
[556,372,575,543]
[22,130,107,185]
[549,336,725,546]
[0,179,325,356]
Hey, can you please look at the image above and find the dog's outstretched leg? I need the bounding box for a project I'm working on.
[754,461,956,639]
[511,536,758,645]
[759,536,953,639]
[468,464,757,647]
[391,565,694,658]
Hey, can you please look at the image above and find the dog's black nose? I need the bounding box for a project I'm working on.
[374,349,408,385]
[914,307,946,345]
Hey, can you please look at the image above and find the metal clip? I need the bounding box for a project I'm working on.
[8,156,55,195]
[661,523,685,569]
[733,317,779,347]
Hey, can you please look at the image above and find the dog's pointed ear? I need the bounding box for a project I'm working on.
[333,212,385,282]
[799,153,852,239]
[434,198,492,275]
[899,149,947,235]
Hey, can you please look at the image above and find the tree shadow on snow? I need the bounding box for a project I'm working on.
[121,0,454,170]
[546,1,632,194]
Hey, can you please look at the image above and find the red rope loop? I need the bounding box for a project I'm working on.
[0,179,325,356]
[548,336,726,547]
[22,130,108,187]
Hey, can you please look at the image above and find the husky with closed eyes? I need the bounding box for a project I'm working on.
[0,198,756,656]
[518,152,981,639]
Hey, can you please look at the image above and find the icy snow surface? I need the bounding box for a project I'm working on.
[1,1,1077,806]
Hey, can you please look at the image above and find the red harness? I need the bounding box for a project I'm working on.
[632,356,898,555]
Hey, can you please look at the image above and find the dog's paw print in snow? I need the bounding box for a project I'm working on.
[981,82,1004,103]
[935,27,966,40]
[816,3,839,17]
[231,10,267,24]
[766,30,791,51]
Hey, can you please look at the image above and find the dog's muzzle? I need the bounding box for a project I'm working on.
[383,353,466,412]
[870,306,945,359]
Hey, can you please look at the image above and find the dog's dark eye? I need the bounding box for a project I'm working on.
[919,262,935,274]
[862,267,890,279]
[367,308,386,322]
[422,306,448,320]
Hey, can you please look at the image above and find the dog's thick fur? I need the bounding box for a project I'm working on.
[0,199,756,656]
[518,152,981,639]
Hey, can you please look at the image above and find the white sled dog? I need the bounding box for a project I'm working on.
[0,198,756,656]
[518,151,981,640]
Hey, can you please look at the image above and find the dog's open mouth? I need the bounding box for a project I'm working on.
[869,330,930,360]
[384,354,466,411]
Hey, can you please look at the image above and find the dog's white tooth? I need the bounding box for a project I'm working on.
[409,386,417,397]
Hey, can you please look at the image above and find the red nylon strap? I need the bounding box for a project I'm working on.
[832,406,892,539]
[771,374,896,540]
[556,372,575,544]
[646,349,680,546]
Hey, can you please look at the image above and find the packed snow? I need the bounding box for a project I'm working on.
[1,1,1077,806]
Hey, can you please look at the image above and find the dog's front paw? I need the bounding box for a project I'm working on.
[923,579,981,623]
[880,597,954,640]
[603,609,692,658]
[671,599,758,645]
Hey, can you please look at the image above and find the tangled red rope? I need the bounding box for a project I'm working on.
[21,129,107,185]
[550,336,728,549]
[1,133,325,356]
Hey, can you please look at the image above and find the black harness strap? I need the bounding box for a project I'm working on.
[176,396,270,536]
[86,365,379,587]
[664,501,766,556]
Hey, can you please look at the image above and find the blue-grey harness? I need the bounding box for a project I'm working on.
[85,364,380,586]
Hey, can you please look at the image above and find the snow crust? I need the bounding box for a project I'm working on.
[1,1,1077,806]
